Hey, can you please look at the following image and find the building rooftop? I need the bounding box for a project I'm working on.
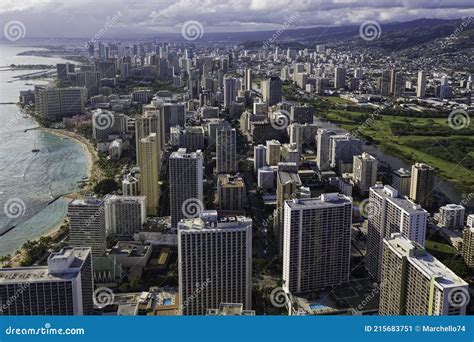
[385,233,467,290]
[69,198,104,207]
[218,174,245,188]
[278,171,302,186]
[178,211,252,231]
[170,148,202,159]
[371,184,426,215]
[393,168,411,177]
[440,203,465,211]
[0,247,90,284]
[105,195,146,203]
[285,193,352,210]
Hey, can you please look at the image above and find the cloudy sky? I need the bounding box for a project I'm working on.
[0,0,472,38]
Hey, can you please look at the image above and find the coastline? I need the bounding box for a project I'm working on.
[4,126,103,266]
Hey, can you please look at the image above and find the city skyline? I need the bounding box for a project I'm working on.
[0,0,473,323]
[0,0,473,39]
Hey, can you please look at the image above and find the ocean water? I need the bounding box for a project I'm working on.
[0,45,88,256]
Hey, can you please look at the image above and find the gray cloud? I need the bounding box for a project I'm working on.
[0,0,472,38]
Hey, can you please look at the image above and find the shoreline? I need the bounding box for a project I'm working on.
[2,126,104,266]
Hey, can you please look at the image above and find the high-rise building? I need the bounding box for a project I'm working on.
[468,214,474,229]
[393,72,405,97]
[253,144,267,172]
[75,70,101,96]
[68,198,106,256]
[329,134,363,173]
[266,140,281,166]
[178,211,252,315]
[379,70,391,96]
[275,169,302,254]
[289,123,318,151]
[169,149,204,227]
[283,194,352,293]
[462,219,474,268]
[135,107,163,158]
[353,153,378,195]
[137,133,160,216]
[261,76,282,106]
[122,174,140,196]
[289,105,314,124]
[217,174,246,211]
[316,128,334,171]
[92,110,128,142]
[244,68,252,91]
[104,195,147,236]
[160,102,186,141]
[334,67,346,89]
[392,168,411,197]
[0,247,93,315]
[34,86,86,121]
[437,204,465,229]
[410,163,435,209]
[57,63,75,80]
[258,166,275,190]
[216,128,237,174]
[223,77,241,108]
[379,233,468,315]
[366,184,428,280]
[417,71,427,98]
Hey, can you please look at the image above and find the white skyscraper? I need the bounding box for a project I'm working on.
[104,195,147,235]
[169,149,204,227]
[216,127,237,174]
[366,184,428,280]
[417,70,427,98]
[380,233,468,315]
[353,153,378,194]
[68,198,106,256]
[0,247,94,315]
[283,194,352,293]
[178,211,252,315]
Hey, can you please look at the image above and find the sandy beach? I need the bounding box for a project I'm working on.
[4,127,104,267]
[39,127,107,191]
